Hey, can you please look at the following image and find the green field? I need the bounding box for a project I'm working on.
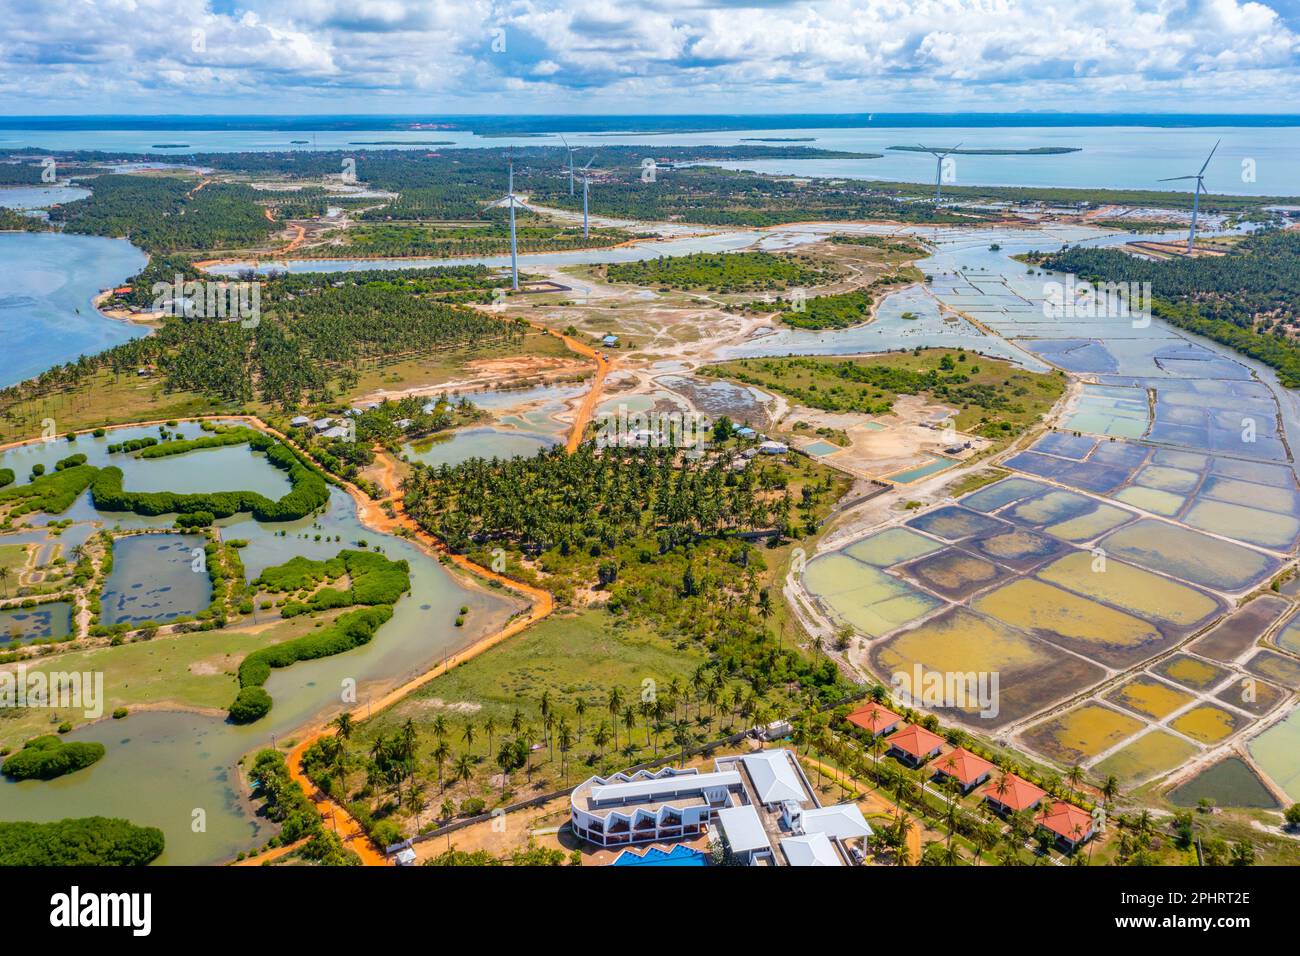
[0,614,334,744]
[705,349,1066,444]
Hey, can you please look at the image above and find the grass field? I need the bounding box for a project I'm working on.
[705,349,1066,447]
[0,330,577,443]
[373,609,706,734]
[0,613,335,744]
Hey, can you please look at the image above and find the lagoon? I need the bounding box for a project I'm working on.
[0,232,147,388]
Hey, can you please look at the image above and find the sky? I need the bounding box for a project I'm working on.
[1,0,1299,115]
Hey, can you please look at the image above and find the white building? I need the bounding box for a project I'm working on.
[569,766,746,847]
[737,749,806,807]
[575,748,869,866]
[780,832,841,866]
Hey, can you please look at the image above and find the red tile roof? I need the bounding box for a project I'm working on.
[1037,802,1094,842]
[886,724,945,759]
[932,747,994,786]
[846,702,903,736]
[983,773,1046,811]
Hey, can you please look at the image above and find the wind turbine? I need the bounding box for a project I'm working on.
[1159,140,1220,253]
[919,143,962,202]
[560,135,578,195]
[489,156,522,291]
[581,154,597,239]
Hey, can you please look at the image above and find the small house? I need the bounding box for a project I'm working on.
[885,724,944,768]
[289,415,310,428]
[601,334,619,347]
[757,440,788,455]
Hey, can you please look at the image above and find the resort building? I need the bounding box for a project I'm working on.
[575,748,870,866]
[845,701,903,737]
[982,773,1046,817]
[930,747,994,793]
[780,832,843,866]
[737,749,807,807]
[569,766,745,847]
[885,724,944,768]
[715,804,773,865]
[757,440,789,455]
[1037,802,1096,852]
[289,415,311,428]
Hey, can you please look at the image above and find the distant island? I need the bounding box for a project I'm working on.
[151,143,191,149]
[888,145,1081,155]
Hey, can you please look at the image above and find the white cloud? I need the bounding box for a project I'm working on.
[0,0,1296,111]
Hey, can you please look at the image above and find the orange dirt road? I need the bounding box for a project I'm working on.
[229,417,554,867]
[526,322,610,452]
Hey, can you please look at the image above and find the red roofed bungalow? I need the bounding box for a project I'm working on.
[885,724,944,768]
[1037,802,1096,852]
[931,747,993,793]
[845,701,903,737]
[983,773,1046,816]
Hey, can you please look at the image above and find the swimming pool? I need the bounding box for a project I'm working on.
[611,844,709,867]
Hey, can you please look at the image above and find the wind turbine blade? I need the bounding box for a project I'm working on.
[560,135,569,149]
[1199,139,1220,175]
[584,154,598,170]
[1158,175,1198,182]
[945,142,963,156]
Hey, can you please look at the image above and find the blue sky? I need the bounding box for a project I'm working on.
[1,0,1298,114]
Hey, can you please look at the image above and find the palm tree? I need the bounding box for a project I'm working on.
[461,720,476,754]
[1101,774,1119,807]
[484,716,497,756]
[607,687,625,750]
[431,740,450,791]
[333,712,354,743]
[452,753,474,786]
[621,704,637,750]
[431,714,449,743]
[0,566,10,598]
[557,718,573,781]
[1067,764,1084,799]
[575,698,587,740]
[593,722,611,757]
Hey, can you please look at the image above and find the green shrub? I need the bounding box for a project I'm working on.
[228,687,273,723]
[0,816,164,865]
[1,735,106,780]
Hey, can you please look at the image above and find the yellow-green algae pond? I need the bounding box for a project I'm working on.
[1250,707,1300,802]
[871,607,1105,728]
[1035,551,1221,629]
[1105,676,1197,720]
[973,578,1170,668]
[1022,702,1146,765]
[1093,731,1199,788]
[803,552,939,638]
[1170,704,1250,745]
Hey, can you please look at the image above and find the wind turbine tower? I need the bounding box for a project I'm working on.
[581,154,597,239]
[489,156,522,291]
[1159,140,1220,253]
[561,135,578,195]
[919,143,962,202]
